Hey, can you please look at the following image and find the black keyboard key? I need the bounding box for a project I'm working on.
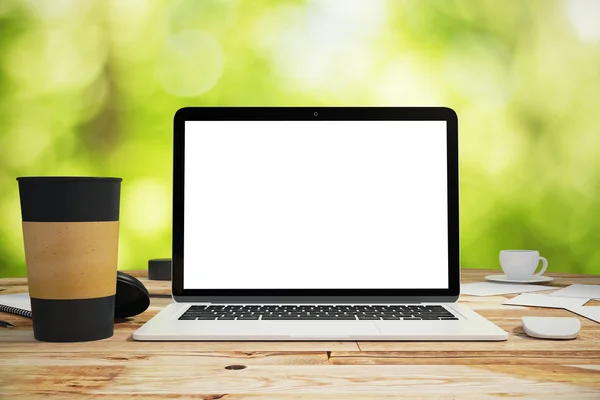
[358,316,381,320]
[261,316,351,320]
[188,311,219,315]
[196,316,217,320]
[237,316,260,320]
[216,316,236,320]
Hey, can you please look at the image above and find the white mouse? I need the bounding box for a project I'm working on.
[521,316,580,340]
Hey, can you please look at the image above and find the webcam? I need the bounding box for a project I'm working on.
[313,112,318,116]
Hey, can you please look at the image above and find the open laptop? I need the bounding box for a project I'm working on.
[133,107,508,341]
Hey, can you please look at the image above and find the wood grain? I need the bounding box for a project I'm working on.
[2,363,599,399]
[0,269,599,399]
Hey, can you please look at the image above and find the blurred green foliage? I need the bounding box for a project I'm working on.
[1,0,599,278]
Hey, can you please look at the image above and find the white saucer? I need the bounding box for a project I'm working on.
[485,274,554,284]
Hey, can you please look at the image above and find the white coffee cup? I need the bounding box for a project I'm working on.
[499,250,548,281]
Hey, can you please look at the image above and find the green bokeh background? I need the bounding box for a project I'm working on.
[1,0,599,278]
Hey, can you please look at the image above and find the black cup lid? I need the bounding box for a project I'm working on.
[17,177,122,222]
[115,271,150,319]
[17,176,122,181]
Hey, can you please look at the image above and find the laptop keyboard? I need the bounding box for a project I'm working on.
[178,305,458,320]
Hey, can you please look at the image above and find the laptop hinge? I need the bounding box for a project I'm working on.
[195,301,425,305]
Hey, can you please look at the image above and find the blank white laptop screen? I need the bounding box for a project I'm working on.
[184,121,448,289]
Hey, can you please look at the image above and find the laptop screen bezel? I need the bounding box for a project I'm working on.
[172,107,459,303]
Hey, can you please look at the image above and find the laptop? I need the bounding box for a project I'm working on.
[133,107,508,341]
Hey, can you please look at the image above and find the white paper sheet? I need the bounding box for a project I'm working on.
[0,293,31,311]
[549,284,600,300]
[567,306,600,323]
[461,282,555,296]
[503,293,589,309]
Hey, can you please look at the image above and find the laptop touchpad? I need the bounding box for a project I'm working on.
[286,321,380,338]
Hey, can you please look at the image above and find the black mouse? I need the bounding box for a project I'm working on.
[115,271,150,319]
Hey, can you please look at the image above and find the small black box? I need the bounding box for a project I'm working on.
[148,258,171,281]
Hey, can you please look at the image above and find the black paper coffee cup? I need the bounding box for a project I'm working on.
[17,177,122,342]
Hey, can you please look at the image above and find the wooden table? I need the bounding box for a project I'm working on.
[1,269,599,399]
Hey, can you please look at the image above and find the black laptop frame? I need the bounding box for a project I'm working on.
[172,107,459,303]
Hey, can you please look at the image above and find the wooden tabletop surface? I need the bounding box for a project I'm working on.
[1,269,599,399]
